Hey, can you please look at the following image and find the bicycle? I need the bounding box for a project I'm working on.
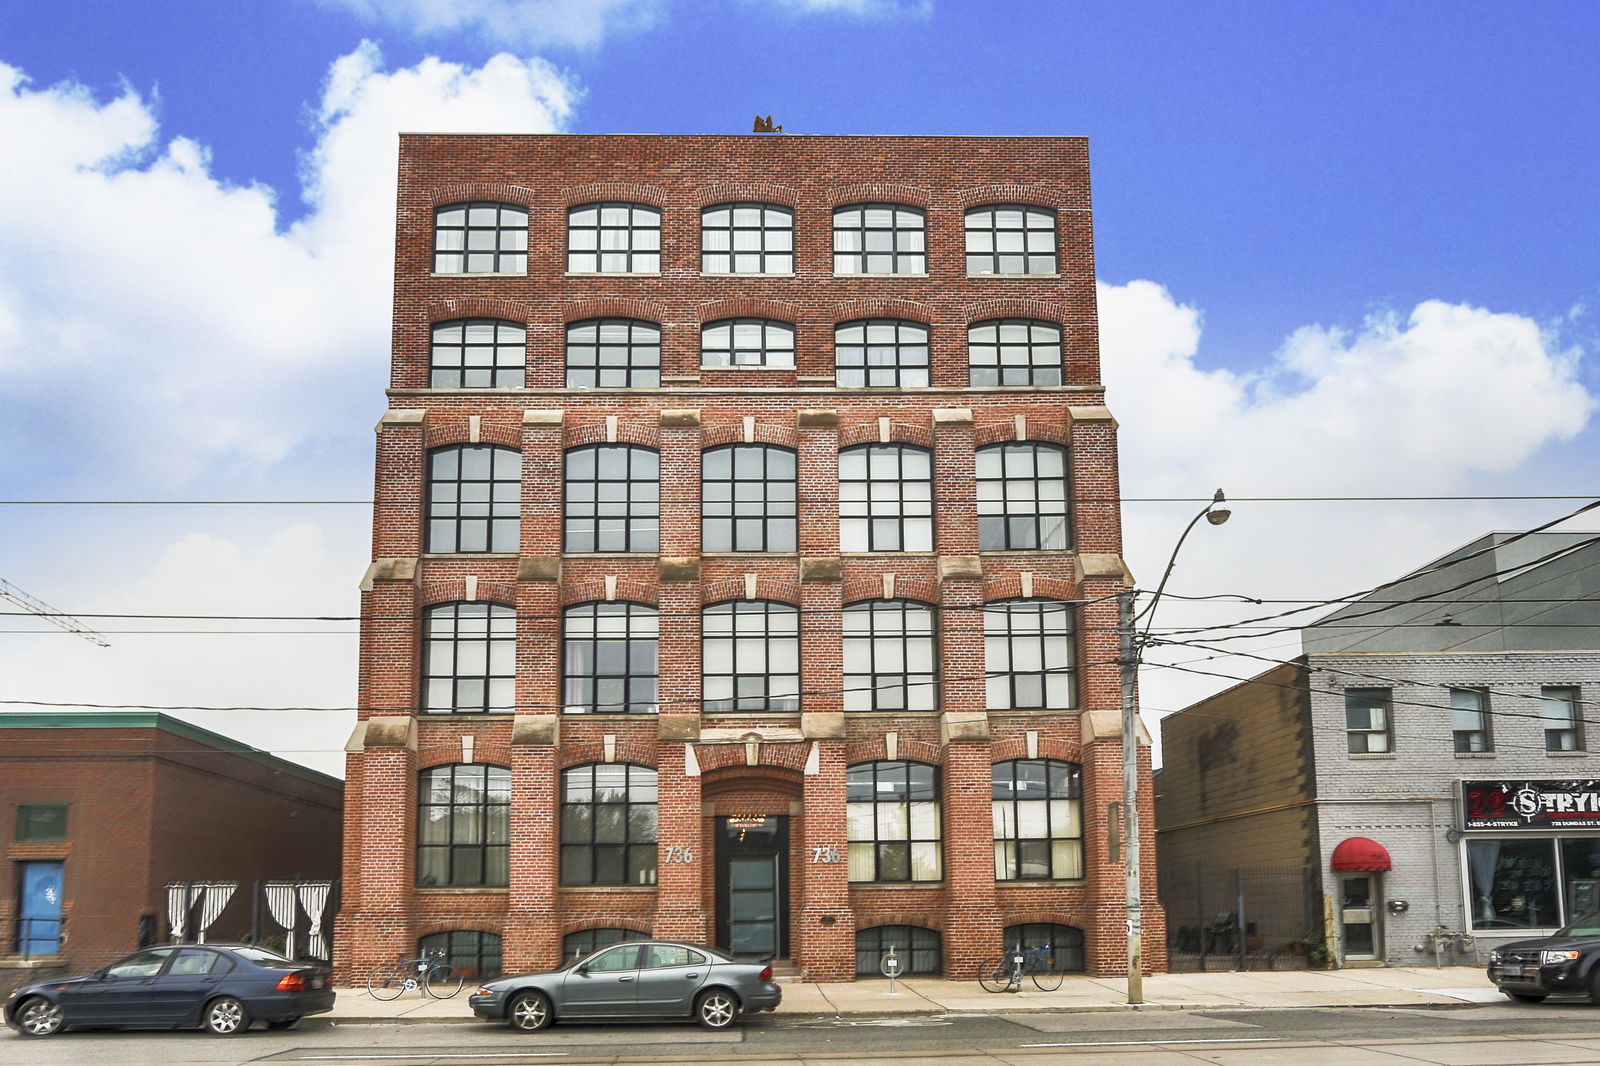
[977,944,1062,992]
[366,948,465,999]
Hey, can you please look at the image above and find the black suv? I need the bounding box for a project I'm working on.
[1488,913,1600,1003]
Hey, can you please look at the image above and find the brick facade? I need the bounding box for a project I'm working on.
[334,135,1159,983]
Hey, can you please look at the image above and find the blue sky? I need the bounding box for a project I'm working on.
[0,0,1596,773]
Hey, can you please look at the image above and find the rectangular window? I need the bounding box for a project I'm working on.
[1344,689,1392,753]
[1541,686,1583,751]
[1451,688,1492,753]
[16,804,67,842]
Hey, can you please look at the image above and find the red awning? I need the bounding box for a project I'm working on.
[1331,836,1392,872]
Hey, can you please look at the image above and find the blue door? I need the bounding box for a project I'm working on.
[18,861,64,956]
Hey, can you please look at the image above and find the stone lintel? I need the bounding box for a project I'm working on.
[1081,708,1151,745]
[1067,405,1116,425]
[517,558,561,583]
[1075,553,1132,585]
[659,557,701,582]
[698,726,807,744]
[659,409,701,428]
[938,556,983,581]
[363,715,417,750]
[511,714,559,746]
[801,712,846,739]
[658,714,700,741]
[523,409,565,426]
[359,557,419,591]
[941,711,990,744]
[931,408,974,426]
[376,409,425,433]
[800,557,841,582]
[797,409,839,428]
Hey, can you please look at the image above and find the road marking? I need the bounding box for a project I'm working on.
[1021,1037,1280,1048]
[296,1054,569,1061]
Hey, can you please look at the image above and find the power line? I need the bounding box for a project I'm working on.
[1,494,1595,506]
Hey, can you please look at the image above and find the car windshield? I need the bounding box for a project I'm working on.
[1557,912,1600,937]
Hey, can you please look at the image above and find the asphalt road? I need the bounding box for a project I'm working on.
[8,1003,1600,1065]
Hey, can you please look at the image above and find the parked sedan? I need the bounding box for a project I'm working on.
[470,940,781,1031]
[4,944,335,1037]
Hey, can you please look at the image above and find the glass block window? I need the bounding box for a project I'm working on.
[838,444,934,552]
[965,205,1057,275]
[701,203,794,274]
[564,445,660,553]
[563,927,641,961]
[983,599,1076,711]
[701,444,797,552]
[842,599,937,712]
[563,602,659,715]
[423,602,516,715]
[560,763,659,885]
[968,319,1063,387]
[565,318,661,389]
[434,202,527,274]
[426,445,521,554]
[702,600,800,713]
[568,203,661,273]
[1541,686,1583,752]
[701,318,796,368]
[976,442,1070,550]
[419,930,502,981]
[1451,688,1492,752]
[1004,923,1084,973]
[15,805,67,843]
[1345,689,1392,753]
[835,319,930,388]
[846,761,941,883]
[856,925,941,976]
[416,764,510,887]
[833,204,926,275]
[992,759,1083,881]
[430,319,525,389]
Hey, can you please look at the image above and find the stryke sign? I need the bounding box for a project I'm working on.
[1462,780,1600,830]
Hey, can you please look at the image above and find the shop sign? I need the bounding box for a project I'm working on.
[1462,779,1600,830]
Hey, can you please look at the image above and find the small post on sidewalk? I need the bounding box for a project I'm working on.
[880,946,901,993]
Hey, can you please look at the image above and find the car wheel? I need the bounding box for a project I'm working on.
[16,997,65,1037]
[1506,991,1548,1003]
[202,996,251,1035]
[695,988,739,1030]
[508,991,552,1032]
[266,1016,301,1030]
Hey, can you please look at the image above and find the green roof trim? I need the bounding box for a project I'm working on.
[0,711,342,791]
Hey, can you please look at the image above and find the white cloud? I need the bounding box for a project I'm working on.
[314,0,664,48]
[0,47,572,488]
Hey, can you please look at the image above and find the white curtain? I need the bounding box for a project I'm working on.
[1467,841,1501,923]
[263,882,299,959]
[194,882,237,943]
[297,882,334,960]
[166,883,190,942]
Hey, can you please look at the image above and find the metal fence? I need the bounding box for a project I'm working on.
[1159,862,1321,971]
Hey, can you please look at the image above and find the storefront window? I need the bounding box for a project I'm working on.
[1466,838,1558,930]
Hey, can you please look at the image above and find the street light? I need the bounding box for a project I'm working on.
[1119,489,1230,1004]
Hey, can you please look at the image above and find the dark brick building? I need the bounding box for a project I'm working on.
[335,134,1154,982]
[1,712,342,984]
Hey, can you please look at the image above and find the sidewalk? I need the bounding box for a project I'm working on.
[326,965,1500,1023]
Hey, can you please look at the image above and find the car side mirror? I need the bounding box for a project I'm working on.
[574,964,589,976]
[96,969,114,981]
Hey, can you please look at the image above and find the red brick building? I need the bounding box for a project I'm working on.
[1,712,342,985]
[335,134,1157,983]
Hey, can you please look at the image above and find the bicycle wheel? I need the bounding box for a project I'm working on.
[1030,963,1063,992]
[367,965,408,1000]
[977,956,1013,993]
[425,964,465,999]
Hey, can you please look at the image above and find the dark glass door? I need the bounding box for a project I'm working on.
[715,816,788,958]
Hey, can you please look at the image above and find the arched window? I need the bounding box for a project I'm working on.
[843,600,937,712]
[1003,923,1084,973]
[419,930,502,980]
[992,759,1083,881]
[417,764,510,887]
[968,319,1062,387]
[701,444,797,552]
[701,318,795,368]
[964,204,1057,275]
[434,202,527,274]
[839,444,933,552]
[833,204,925,275]
[565,318,661,388]
[984,599,1076,710]
[563,602,658,715]
[564,445,660,553]
[563,927,643,960]
[430,319,525,389]
[568,203,661,273]
[701,203,793,274]
[976,442,1070,550]
[847,761,941,883]
[856,925,941,976]
[560,763,658,885]
[835,319,930,388]
[702,600,800,713]
[427,445,521,553]
[422,602,516,715]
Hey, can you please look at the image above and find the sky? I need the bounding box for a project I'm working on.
[0,0,1596,777]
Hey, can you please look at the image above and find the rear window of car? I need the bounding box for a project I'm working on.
[231,946,295,966]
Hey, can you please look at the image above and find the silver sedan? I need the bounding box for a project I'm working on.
[469,940,781,1031]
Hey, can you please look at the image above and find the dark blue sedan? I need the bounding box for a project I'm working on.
[3,944,334,1037]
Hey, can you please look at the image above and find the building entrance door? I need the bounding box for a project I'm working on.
[1339,874,1381,960]
[17,860,64,956]
[715,816,788,958]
